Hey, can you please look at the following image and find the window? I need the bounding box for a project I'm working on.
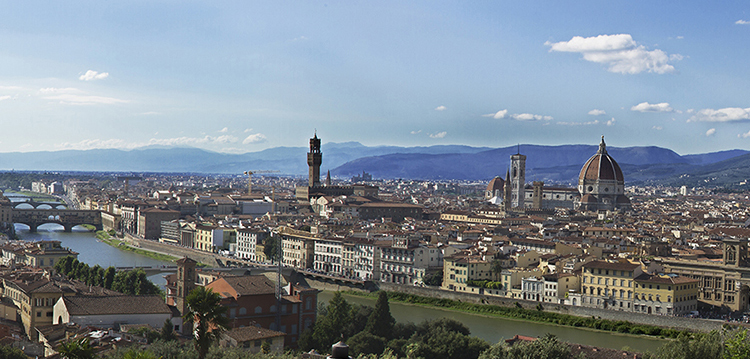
[239,307,247,315]
[255,306,262,314]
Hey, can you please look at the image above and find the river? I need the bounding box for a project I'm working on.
[318,291,667,354]
[14,224,173,287]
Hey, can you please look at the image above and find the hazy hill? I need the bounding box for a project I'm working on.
[332,144,691,184]
[0,143,745,187]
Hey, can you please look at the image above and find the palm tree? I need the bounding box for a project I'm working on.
[183,286,230,359]
[57,338,94,359]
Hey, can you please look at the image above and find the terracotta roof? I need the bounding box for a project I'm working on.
[62,295,171,316]
[634,273,699,285]
[214,275,276,296]
[224,326,285,342]
[583,260,639,271]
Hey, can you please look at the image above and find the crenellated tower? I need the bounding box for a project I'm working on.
[307,133,322,187]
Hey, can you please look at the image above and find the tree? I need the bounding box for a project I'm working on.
[724,328,750,359]
[349,331,387,357]
[423,269,443,287]
[161,318,177,341]
[263,236,281,263]
[183,286,230,359]
[310,292,352,351]
[58,338,95,359]
[505,334,571,359]
[0,344,27,359]
[409,318,489,359]
[365,291,395,339]
[103,266,116,289]
[490,260,504,281]
[647,331,722,359]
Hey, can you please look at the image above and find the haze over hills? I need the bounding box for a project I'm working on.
[0,143,747,188]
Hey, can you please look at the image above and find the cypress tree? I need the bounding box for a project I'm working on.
[365,291,395,339]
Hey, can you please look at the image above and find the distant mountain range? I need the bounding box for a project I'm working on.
[0,143,748,188]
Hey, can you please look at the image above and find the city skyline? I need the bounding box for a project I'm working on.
[0,2,749,155]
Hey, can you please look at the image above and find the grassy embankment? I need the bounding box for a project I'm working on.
[11,190,62,203]
[343,290,700,340]
[95,230,179,262]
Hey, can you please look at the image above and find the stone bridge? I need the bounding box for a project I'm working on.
[12,200,67,209]
[12,209,102,232]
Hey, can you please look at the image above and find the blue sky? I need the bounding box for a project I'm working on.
[0,1,749,155]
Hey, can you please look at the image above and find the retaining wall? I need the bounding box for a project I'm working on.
[307,278,725,332]
[121,235,221,266]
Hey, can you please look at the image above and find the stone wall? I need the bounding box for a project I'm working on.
[122,235,221,266]
[307,277,724,333]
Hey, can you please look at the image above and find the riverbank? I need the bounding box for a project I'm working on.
[5,190,63,203]
[342,290,694,341]
[96,231,180,263]
[319,291,669,354]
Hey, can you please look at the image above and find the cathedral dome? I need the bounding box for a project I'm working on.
[486,177,505,192]
[579,136,623,183]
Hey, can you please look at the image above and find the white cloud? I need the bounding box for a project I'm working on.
[39,87,83,94]
[0,95,11,101]
[410,130,422,135]
[55,135,243,150]
[607,118,616,126]
[706,128,716,136]
[435,105,447,111]
[688,107,750,122]
[588,109,606,116]
[484,109,551,121]
[511,113,553,121]
[740,131,750,138]
[429,131,447,139]
[736,20,750,25]
[219,127,229,133]
[43,93,129,105]
[631,102,673,112]
[483,110,508,119]
[557,120,599,126]
[676,36,684,39]
[652,126,663,130]
[79,70,109,81]
[545,34,680,74]
[139,111,160,116]
[244,128,254,133]
[243,133,267,144]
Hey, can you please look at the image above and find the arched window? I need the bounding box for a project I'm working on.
[239,307,247,315]
[255,306,262,314]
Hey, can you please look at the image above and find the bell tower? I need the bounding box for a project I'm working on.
[307,133,322,187]
[510,149,526,209]
[174,256,197,335]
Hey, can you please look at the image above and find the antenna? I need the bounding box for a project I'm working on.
[517,143,520,155]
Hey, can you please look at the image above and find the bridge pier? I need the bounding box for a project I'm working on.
[63,225,73,233]
[28,223,37,233]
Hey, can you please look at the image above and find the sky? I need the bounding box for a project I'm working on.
[0,1,749,155]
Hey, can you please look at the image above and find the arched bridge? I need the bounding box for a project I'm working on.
[13,209,101,232]
[12,200,67,209]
